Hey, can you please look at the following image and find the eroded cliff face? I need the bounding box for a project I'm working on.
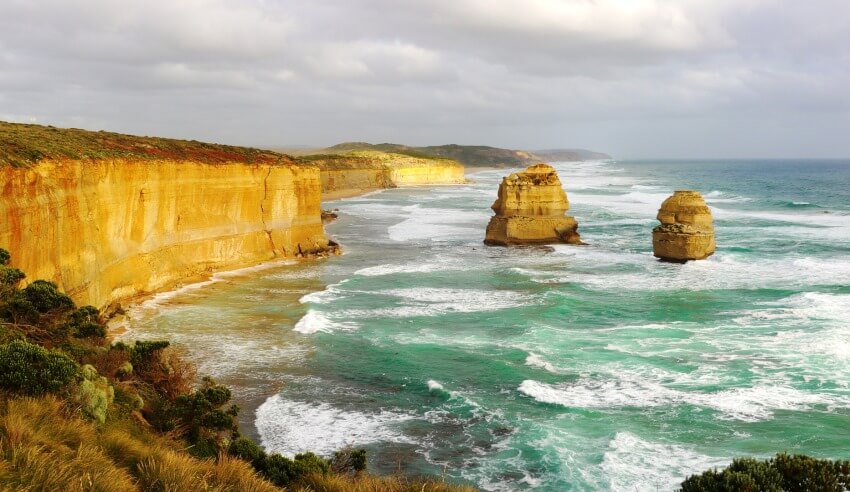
[308,151,466,199]
[0,159,334,309]
[484,163,581,246]
[652,190,716,262]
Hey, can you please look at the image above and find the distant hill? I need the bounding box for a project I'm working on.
[321,142,610,167]
[533,148,612,161]
[324,142,539,168]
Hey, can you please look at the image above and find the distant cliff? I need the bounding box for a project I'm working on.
[299,150,466,199]
[321,142,610,168]
[323,142,540,168]
[0,122,334,310]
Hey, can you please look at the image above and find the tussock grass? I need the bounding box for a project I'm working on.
[0,395,279,492]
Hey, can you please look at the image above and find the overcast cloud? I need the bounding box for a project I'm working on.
[1,0,848,157]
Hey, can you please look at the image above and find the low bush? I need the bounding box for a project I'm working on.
[0,339,78,395]
[21,280,74,313]
[262,451,330,487]
[332,445,368,474]
[681,454,850,491]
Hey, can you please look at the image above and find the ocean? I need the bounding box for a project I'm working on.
[119,159,850,491]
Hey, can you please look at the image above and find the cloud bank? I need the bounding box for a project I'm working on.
[1,0,848,157]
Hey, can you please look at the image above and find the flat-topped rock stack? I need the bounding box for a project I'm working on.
[484,163,581,246]
[652,190,716,262]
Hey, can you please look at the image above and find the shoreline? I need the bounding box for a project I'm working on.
[109,178,468,335]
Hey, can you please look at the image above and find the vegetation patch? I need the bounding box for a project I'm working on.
[681,454,850,491]
[0,120,289,167]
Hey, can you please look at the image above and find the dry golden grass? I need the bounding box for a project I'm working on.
[0,396,279,492]
[0,395,476,492]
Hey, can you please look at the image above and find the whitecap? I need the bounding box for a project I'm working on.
[525,353,560,374]
[256,395,413,456]
[601,432,729,491]
[518,378,850,421]
[339,288,536,318]
[354,260,465,277]
[293,310,358,334]
[299,280,350,304]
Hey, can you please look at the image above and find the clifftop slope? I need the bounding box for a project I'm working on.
[0,121,286,167]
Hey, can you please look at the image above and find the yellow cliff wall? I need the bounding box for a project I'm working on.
[315,152,466,199]
[387,164,467,187]
[0,159,331,309]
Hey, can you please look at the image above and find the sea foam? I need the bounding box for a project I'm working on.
[293,310,358,334]
[256,395,414,456]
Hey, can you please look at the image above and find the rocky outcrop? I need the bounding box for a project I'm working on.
[1,158,336,310]
[303,151,466,199]
[652,190,716,262]
[484,164,581,246]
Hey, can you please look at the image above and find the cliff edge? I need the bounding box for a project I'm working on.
[484,164,581,246]
[0,121,336,310]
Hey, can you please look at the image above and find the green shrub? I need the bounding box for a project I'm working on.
[0,266,25,286]
[0,339,78,395]
[130,340,170,368]
[21,280,74,313]
[681,454,850,492]
[261,452,330,487]
[230,437,266,465]
[172,377,238,433]
[0,248,10,265]
[0,295,38,324]
[72,322,107,338]
[332,446,368,474]
[76,364,115,423]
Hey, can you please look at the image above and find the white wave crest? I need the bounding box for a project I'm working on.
[256,395,413,456]
[293,310,358,334]
[518,378,850,421]
[601,432,729,491]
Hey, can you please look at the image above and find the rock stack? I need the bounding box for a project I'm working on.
[484,164,581,246]
[652,190,716,262]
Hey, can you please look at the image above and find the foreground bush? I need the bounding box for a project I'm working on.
[681,454,850,491]
[0,339,78,395]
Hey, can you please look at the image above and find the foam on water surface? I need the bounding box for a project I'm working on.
[256,395,414,456]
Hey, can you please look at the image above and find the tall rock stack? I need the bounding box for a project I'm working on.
[652,190,716,262]
[484,164,581,246]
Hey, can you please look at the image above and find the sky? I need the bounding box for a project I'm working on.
[1,0,849,158]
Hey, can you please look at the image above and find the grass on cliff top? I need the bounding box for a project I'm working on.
[298,150,462,169]
[0,121,289,167]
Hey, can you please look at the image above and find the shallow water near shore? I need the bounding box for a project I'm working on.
[120,159,850,491]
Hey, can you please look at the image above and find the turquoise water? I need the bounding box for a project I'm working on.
[120,159,850,491]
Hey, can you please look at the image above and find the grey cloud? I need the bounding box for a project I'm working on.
[0,0,848,157]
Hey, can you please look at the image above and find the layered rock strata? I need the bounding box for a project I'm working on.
[484,164,581,246]
[304,151,466,199]
[1,159,336,310]
[652,190,716,262]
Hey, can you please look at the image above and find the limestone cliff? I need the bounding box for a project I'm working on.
[301,151,466,199]
[1,158,334,310]
[652,190,716,262]
[484,164,581,246]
